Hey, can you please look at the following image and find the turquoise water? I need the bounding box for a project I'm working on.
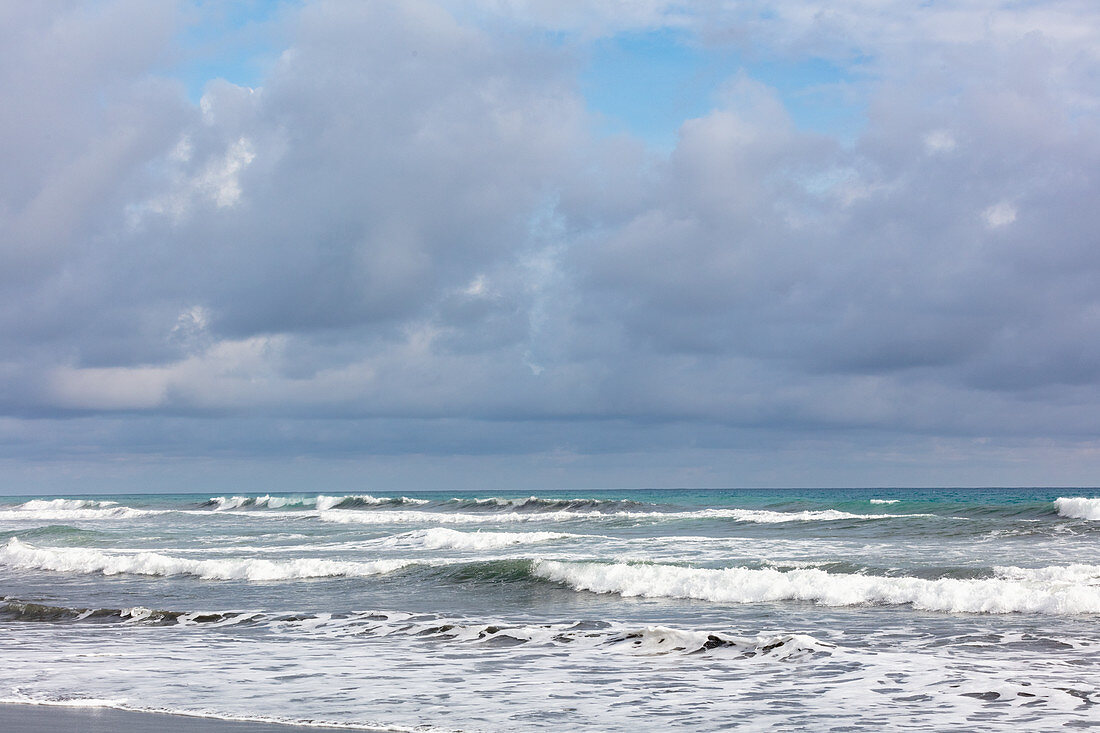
[1,488,1098,730]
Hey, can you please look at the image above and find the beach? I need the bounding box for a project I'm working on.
[0,703,360,732]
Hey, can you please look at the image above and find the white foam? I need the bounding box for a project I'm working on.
[608,627,830,659]
[15,499,118,511]
[382,528,578,550]
[0,506,155,522]
[994,564,1100,584]
[319,509,584,525]
[0,538,415,581]
[209,494,428,511]
[531,560,1100,614]
[1054,496,1100,520]
[870,499,900,504]
[716,508,927,522]
[315,494,428,509]
[317,507,932,525]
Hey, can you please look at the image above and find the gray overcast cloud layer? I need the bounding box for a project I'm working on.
[3,0,1100,491]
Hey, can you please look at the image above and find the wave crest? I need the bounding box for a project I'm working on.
[1054,497,1100,521]
[448,496,650,513]
[0,506,154,522]
[531,559,1100,615]
[206,494,428,511]
[0,597,830,659]
[0,538,415,581]
[15,499,118,511]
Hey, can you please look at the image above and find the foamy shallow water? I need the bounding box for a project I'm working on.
[1,488,1098,730]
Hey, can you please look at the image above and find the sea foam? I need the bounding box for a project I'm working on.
[1054,496,1100,520]
[0,538,415,581]
[531,559,1100,614]
[0,505,155,522]
[317,507,931,526]
[16,499,118,511]
[208,494,428,511]
[382,527,579,550]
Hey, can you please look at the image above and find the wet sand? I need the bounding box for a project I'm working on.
[0,703,386,732]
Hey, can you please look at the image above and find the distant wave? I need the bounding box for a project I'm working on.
[0,597,830,659]
[448,496,651,513]
[715,508,932,523]
[381,527,580,551]
[318,507,934,525]
[1054,497,1100,521]
[531,559,1100,615]
[15,499,118,511]
[206,494,428,511]
[0,538,415,581]
[869,499,900,504]
[0,505,156,522]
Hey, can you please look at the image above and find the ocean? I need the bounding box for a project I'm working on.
[0,488,1098,731]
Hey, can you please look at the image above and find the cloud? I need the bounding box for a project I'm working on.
[982,201,1017,229]
[3,0,1100,487]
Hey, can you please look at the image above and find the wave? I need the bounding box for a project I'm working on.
[1054,497,1100,520]
[317,507,934,526]
[445,497,935,523]
[447,496,651,513]
[530,559,1100,615]
[381,528,580,551]
[0,506,156,522]
[0,597,830,659]
[993,563,1100,583]
[0,598,252,626]
[206,494,428,511]
[0,538,416,581]
[321,494,429,509]
[13,499,118,511]
[715,508,933,523]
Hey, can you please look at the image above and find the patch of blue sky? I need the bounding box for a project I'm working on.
[169,0,298,102]
[162,6,865,147]
[580,29,867,150]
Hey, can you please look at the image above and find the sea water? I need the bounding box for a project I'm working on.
[0,488,1098,730]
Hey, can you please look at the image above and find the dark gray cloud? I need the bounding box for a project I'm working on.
[3,0,1100,490]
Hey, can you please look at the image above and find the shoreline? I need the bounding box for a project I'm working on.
[0,702,395,733]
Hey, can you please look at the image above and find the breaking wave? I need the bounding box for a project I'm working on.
[0,538,416,581]
[0,505,156,522]
[531,559,1100,615]
[15,499,118,511]
[870,499,900,504]
[448,496,651,513]
[206,494,428,511]
[1054,497,1100,521]
[0,597,830,659]
[714,508,932,523]
[318,507,933,526]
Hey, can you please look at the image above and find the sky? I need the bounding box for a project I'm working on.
[3,0,1100,493]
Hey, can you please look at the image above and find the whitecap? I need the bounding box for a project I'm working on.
[15,499,118,511]
[531,559,1100,615]
[0,538,416,581]
[1054,496,1100,521]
